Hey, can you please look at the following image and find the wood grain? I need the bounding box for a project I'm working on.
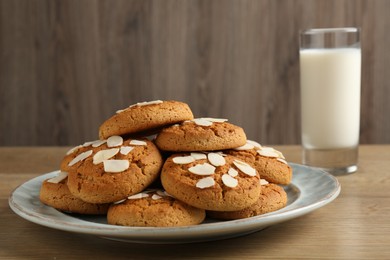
[2,145,390,259]
[0,0,389,145]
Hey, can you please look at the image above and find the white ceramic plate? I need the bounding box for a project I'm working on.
[9,163,340,244]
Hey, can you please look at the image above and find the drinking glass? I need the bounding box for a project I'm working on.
[299,27,361,175]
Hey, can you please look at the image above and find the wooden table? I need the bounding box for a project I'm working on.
[1,145,389,259]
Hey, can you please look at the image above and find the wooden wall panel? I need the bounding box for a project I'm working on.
[0,0,389,146]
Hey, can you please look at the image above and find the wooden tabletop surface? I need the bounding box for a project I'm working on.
[1,145,389,259]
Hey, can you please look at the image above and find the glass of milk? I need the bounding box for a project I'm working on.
[299,27,361,175]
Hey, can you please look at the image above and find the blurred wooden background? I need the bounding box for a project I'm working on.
[0,0,389,146]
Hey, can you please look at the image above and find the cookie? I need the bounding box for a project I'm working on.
[65,136,163,204]
[99,100,194,139]
[39,172,109,214]
[160,152,261,211]
[226,140,292,185]
[107,189,206,227]
[155,118,247,152]
[207,180,288,220]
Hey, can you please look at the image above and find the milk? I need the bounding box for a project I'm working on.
[300,48,361,149]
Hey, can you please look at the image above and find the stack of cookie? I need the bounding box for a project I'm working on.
[39,100,292,227]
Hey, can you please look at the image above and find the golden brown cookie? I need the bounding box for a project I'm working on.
[65,136,163,204]
[207,181,288,220]
[39,172,109,214]
[226,140,292,185]
[155,118,247,152]
[160,152,261,211]
[99,100,194,139]
[107,189,205,227]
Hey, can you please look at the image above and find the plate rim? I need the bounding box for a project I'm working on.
[8,163,341,243]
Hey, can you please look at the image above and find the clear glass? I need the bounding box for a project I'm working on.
[299,27,361,175]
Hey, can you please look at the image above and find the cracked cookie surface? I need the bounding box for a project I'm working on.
[107,189,205,227]
[39,176,110,214]
[161,153,261,211]
[207,182,287,220]
[155,118,247,151]
[65,137,163,204]
[227,144,292,185]
[99,100,194,139]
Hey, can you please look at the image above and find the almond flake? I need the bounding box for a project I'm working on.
[233,160,257,176]
[92,139,107,148]
[129,140,147,146]
[188,163,216,175]
[172,156,195,164]
[277,158,288,165]
[228,167,238,177]
[155,190,173,198]
[259,147,285,158]
[93,148,120,164]
[161,190,174,197]
[247,140,262,150]
[190,152,207,160]
[276,150,285,159]
[258,149,279,158]
[120,146,134,155]
[222,174,238,188]
[113,199,126,204]
[84,139,107,147]
[128,192,149,199]
[68,150,93,166]
[202,118,228,123]
[234,143,255,151]
[196,177,215,189]
[207,153,226,166]
[66,145,82,155]
[107,136,123,147]
[152,194,162,200]
[193,118,213,126]
[130,100,163,108]
[47,171,68,184]
[103,159,130,173]
[260,179,269,185]
[82,140,95,147]
[156,190,167,197]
